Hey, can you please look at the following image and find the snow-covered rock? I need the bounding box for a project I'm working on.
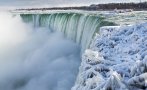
[72,23,147,90]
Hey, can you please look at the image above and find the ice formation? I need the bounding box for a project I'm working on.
[72,23,147,90]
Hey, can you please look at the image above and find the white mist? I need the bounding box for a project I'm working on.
[0,12,80,90]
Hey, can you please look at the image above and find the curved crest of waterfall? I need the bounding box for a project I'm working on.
[20,13,115,52]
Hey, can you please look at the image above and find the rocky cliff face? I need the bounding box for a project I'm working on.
[72,23,147,90]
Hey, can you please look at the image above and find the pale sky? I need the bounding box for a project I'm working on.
[0,0,146,8]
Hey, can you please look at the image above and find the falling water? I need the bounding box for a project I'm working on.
[20,13,115,52]
[0,12,81,90]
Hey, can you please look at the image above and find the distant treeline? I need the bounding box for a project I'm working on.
[90,2,147,10]
[17,2,147,11]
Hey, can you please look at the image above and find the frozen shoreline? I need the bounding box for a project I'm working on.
[72,23,147,90]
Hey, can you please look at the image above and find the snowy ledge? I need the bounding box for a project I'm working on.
[72,23,147,90]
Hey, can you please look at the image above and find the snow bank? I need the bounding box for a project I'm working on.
[72,23,147,90]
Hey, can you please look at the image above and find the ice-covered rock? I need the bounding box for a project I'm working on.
[72,23,147,90]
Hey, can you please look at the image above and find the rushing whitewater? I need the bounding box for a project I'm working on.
[0,12,80,90]
[20,13,115,52]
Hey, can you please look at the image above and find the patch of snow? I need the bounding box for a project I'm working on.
[72,23,147,90]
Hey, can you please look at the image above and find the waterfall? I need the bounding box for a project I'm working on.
[20,13,115,52]
[0,12,81,90]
